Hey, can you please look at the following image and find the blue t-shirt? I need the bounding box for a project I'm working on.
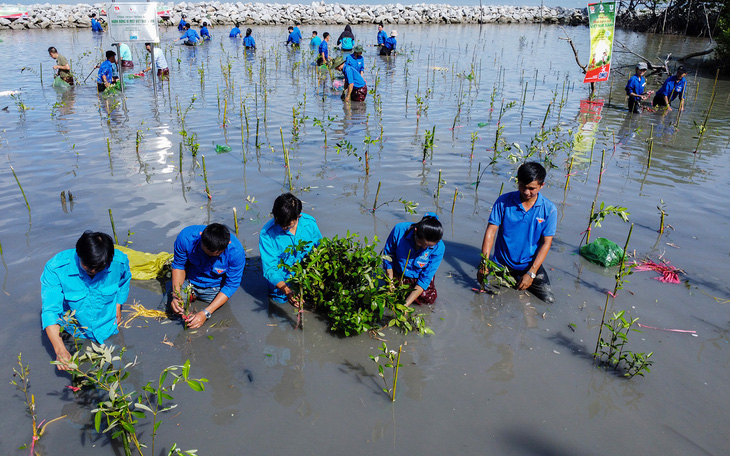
[488,191,557,271]
[200,26,211,39]
[259,214,322,303]
[178,18,187,32]
[382,222,445,291]
[287,31,300,45]
[243,35,256,48]
[345,54,364,74]
[119,43,132,61]
[97,60,114,84]
[91,18,104,32]
[172,225,246,298]
[319,41,328,59]
[343,64,366,89]
[41,249,131,344]
[384,36,397,51]
[181,29,200,43]
[310,36,322,48]
[656,75,686,101]
[340,37,354,50]
[229,27,241,37]
[377,30,387,45]
[293,26,302,42]
[625,74,646,101]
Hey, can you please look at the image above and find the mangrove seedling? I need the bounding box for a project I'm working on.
[479,254,517,290]
[595,310,654,378]
[657,200,667,234]
[580,202,630,246]
[369,342,404,402]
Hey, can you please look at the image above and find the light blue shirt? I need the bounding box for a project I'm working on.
[259,214,322,302]
[382,222,445,290]
[488,191,557,271]
[41,249,131,344]
[310,36,322,48]
[172,225,246,298]
[119,43,132,61]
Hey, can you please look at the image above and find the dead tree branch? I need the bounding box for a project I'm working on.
[559,26,588,74]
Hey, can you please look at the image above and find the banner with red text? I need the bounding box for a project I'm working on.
[584,2,616,84]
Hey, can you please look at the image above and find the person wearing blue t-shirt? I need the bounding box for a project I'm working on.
[230,22,242,38]
[200,22,211,41]
[310,31,322,48]
[383,213,445,306]
[625,62,652,113]
[243,28,256,49]
[91,14,104,32]
[317,32,330,66]
[653,66,687,111]
[96,50,116,92]
[177,24,201,46]
[376,23,387,46]
[171,223,246,329]
[41,231,131,370]
[259,193,323,307]
[177,14,188,32]
[478,162,557,303]
[333,55,367,102]
[380,30,397,56]
[337,24,355,51]
[345,45,365,76]
[286,26,300,46]
[293,23,302,42]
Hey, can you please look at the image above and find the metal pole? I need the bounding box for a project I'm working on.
[115,42,125,94]
[151,43,158,97]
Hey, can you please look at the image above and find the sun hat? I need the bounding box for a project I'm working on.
[353,44,364,53]
[391,30,397,36]
[636,62,648,70]
[331,55,346,68]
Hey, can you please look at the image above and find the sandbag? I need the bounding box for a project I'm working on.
[115,245,173,280]
[579,237,624,267]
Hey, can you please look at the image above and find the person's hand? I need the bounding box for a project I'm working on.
[667,106,673,111]
[517,273,534,291]
[116,304,122,325]
[285,290,301,308]
[184,311,206,329]
[54,346,72,371]
[170,296,184,314]
[477,263,489,284]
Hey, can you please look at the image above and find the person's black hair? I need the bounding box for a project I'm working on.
[246,28,252,36]
[312,30,318,36]
[272,193,302,228]
[378,22,384,27]
[676,65,687,74]
[184,23,191,30]
[235,22,240,27]
[91,13,96,18]
[323,32,330,39]
[48,46,57,54]
[76,231,115,271]
[106,50,116,59]
[201,223,231,253]
[144,42,151,47]
[202,21,208,26]
[412,215,443,243]
[516,161,547,185]
[288,26,293,31]
[182,13,187,18]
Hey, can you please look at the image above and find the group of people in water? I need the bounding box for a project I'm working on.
[625,62,688,113]
[42,162,557,370]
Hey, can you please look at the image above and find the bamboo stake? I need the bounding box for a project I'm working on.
[598,149,605,185]
[255,117,260,148]
[201,155,211,199]
[647,124,654,168]
[391,344,402,402]
[280,127,293,191]
[372,182,381,212]
[451,187,458,213]
[565,156,574,189]
[498,182,504,196]
[233,207,239,235]
[108,209,119,244]
[436,169,442,198]
[365,151,370,175]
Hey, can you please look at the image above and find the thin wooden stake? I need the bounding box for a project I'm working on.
[108,209,119,244]
[10,165,31,217]
[201,155,212,199]
[451,187,458,213]
[372,182,381,212]
[233,207,239,235]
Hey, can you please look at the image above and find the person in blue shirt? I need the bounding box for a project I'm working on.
[200,22,211,41]
[91,13,104,32]
[380,30,397,56]
[478,162,557,303]
[96,50,116,92]
[346,45,365,76]
[317,32,330,66]
[177,24,201,46]
[259,193,322,307]
[625,61,651,113]
[336,24,355,51]
[113,42,133,68]
[293,23,302,42]
[333,55,367,102]
[376,23,387,47]
[310,30,322,48]
[243,28,256,49]
[653,66,687,112]
[177,14,188,32]
[230,22,242,38]
[171,223,246,329]
[383,213,445,306]
[286,26,300,47]
[41,231,131,370]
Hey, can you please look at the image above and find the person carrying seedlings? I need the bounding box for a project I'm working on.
[332,55,367,102]
[177,23,201,46]
[310,30,321,48]
[243,28,256,49]
[259,193,322,308]
[625,62,652,114]
[346,44,365,76]
[653,65,687,112]
[48,46,74,85]
[477,162,556,303]
[230,22,242,38]
[114,42,134,68]
[177,13,188,32]
[90,13,104,32]
[380,30,397,56]
[144,42,169,80]
[170,223,246,329]
[376,23,387,47]
[382,213,445,306]
[41,231,131,370]
[317,32,330,66]
[200,22,211,41]
[336,24,355,51]
[96,50,117,92]
[285,26,300,47]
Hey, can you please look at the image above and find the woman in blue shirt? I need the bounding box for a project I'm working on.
[383,213,445,306]
[380,30,397,56]
[625,62,652,113]
[653,66,687,111]
[229,22,242,38]
[243,28,256,49]
[41,231,131,370]
[200,22,211,41]
[333,55,367,102]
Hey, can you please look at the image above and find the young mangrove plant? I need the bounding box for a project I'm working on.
[422,126,436,162]
[369,342,404,402]
[580,202,630,246]
[657,199,667,234]
[479,254,517,290]
[595,309,654,378]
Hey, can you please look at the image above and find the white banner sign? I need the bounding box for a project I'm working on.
[107,2,159,42]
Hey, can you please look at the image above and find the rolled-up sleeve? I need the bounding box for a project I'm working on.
[220,250,245,298]
[40,264,64,330]
[416,243,445,290]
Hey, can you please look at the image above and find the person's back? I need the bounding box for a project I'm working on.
[310,33,321,48]
[230,26,241,38]
[243,28,256,48]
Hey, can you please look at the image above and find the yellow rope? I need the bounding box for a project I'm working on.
[122,300,168,328]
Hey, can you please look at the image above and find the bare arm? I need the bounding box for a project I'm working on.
[477,223,499,281]
[404,285,424,307]
[45,325,71,370]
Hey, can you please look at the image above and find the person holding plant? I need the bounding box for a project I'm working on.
[96,50,117,92]
[90,13,104,32]
[285,26,300,47]
[177,23,201,46]
[170,224,246,329]
[177,13,188,32]
[48,46,74,85]
[346,45,366,77]
[332,55,367,102]
[625,62,652,114]
[379,30,397,56]
[144,42,169,79]
[259,193,322,307]
[653,66,687,112]
[41,231,131,370]
[382,213,445,306]
[477,162,556,303]
[200,22,211,41]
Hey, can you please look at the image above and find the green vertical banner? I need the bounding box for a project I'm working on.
[584,2,616,84]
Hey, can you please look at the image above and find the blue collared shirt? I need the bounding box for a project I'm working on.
[200,26,211,39]
[625,74,646,101]
[91,18,103,32]
[97,60,114,84]
[377,30,387,45]
[384,37,396,51]
[488,191,557,271]
[310,36,322,48]
[287,31,300,45]
[345,54,364,74]
[178,18,187,32]
[259,214,322,302]
[343,64,366,89]
[172,225,246,298]
[293,26,302,42]
[181,28,200,43]
[319,41,328,59]
[656,75,686,101]
[229,27,241,37]
[382,222,445,290]
[41,249,131,344]
[243,35,256,48]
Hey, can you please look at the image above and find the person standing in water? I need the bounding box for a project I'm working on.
[48,46,74,85]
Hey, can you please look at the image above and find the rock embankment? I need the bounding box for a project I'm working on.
[0,2,588,30]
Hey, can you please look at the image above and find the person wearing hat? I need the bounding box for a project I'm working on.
[346,45,365,77]
[178,14,188,32]
[333,55,367,102]
[653,66,688,112]
[380,30,397,56]
[625,62,652,113]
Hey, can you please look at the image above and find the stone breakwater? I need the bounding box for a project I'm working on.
[0,2,588,30]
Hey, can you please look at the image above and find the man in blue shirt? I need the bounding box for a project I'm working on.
[41,231,131,370]
[478,162,557,303]
[177,14,188,32]
[376,23,387,47]
[293,23,302,42]
[333,55,367,102]
[259,193,322,307]
[176,24,200,46]
[380,30,397,56]
[171,224,246,329]
[96,50,116,92]
[653,66,687,112]
[346,45,365,76]
[310,30,322,48]
[625,62,652,113]
[229,22,242,38]
[200,22,211,41]
[317,32,330,66]
[285,26,300,47]
[91,13,104,32]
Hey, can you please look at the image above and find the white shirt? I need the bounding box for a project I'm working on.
[152,47,168,70]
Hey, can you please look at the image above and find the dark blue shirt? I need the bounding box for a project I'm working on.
[293,26,302,42]
[656,75,687,101]
[97,60,114,84]
[384,36,396,51]
[181,28,200,43]
[229,27,241,37]
[319,40,328,59]
[625,74,646,101]
[382,222,445,290]
[343,64,366,89]
[91,18,103,32]
[287,31,300,45]
[178,18,187,32]
[377,30,387,45]
[200,26,211,39]
[345,54,364,74]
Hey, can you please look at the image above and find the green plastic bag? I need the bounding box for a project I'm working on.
[215,144,231,154]
[114,245,173,280]
[579,238,624,267]
[52,77,71,90]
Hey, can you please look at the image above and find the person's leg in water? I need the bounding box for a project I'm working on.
[509,265,555,303]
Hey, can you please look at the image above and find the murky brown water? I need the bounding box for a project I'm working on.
[0,23,728,455]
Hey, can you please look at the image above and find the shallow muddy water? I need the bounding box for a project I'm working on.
[0,23,729,455]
